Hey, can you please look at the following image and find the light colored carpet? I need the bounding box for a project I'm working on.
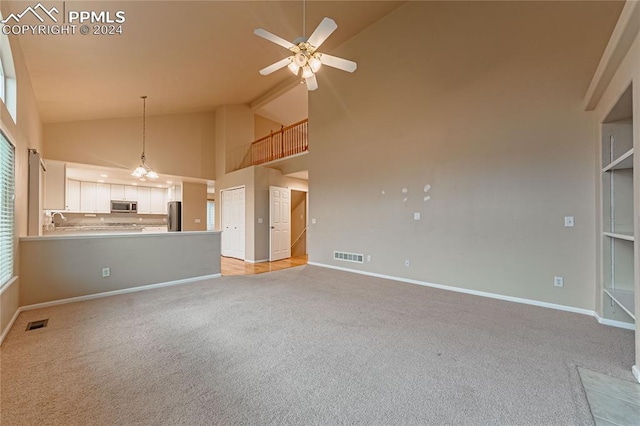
[0,265,635,425]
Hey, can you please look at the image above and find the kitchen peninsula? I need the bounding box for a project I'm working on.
[19,231,221,306]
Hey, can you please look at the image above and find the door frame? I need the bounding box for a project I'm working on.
[269,185,292,262]
[221,185,246,260]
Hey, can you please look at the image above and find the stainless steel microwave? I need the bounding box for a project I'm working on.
[111,200,137,213]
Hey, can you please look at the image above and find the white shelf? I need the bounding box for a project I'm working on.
[603,148,633,172]
[604,288,636,320]
[603,231,635,242]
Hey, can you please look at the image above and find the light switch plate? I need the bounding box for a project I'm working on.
[312,218,317,224]
[414,212,421,221]
[195,219,201,223]
[258,218,263,224]
[564,216,574,227]
[554,276,564,287]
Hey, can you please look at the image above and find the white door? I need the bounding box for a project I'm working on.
[221,187,245,260]
[270,186,291,261]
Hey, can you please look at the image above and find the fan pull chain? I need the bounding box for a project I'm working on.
[302,0,306,37]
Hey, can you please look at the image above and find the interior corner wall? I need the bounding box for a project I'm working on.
[254,114,282,140]
[215,105,253,174]
[307,1,623,310]
[0,12,44,340]
[43,111,216,180]
[182,182,207,231]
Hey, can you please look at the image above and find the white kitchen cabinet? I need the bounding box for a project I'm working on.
[110,184,124,200]
[96,183,111,213]
[151,188,167,214]
[125,185,138,200]
[44,160,66,210]
[80,182,112,213]
[80,182,97,212]
[137,187,167,214]
[66,179,81,212]
[110,184,138,201]
[137,187,151,214]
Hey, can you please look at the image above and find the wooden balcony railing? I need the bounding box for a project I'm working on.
[241,118,308,168]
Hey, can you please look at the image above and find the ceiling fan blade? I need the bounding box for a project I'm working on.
[307,17,337,50]
[305,74,318,91]
[319,53,357,73]
[259,57,292,76]
[254,28,295,50]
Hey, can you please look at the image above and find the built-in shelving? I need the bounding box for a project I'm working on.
[604,288,636,320]
[603,231,635,242]
[600,84,635,325]
[603,148,633,172]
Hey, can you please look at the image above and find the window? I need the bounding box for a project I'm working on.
[0,132,15,286]
[207,200,215,231]
[0,12,17,123]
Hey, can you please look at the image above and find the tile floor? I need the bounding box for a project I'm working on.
[579,367,640,425]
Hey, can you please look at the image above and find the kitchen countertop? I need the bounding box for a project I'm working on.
[21,230,221,241]
[43,223,168,235]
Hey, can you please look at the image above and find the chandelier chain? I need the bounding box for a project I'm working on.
[141,95,147,160]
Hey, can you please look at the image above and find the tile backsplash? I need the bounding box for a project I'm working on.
[45,212,167,230]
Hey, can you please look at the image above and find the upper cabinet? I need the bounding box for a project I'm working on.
[65,179,167,214]
[66,179,81,212]
[110,184,138,201]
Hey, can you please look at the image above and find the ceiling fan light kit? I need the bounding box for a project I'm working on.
[254,16,357,91]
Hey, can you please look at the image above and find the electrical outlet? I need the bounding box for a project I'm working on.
[195,219,201,223]
[405,259,410,267]
[102,268,110,278]
[413,212,421,221]
[554,276,564,287]
[312,218,317,224]
[564,216,574,227]
[367,255,372,262]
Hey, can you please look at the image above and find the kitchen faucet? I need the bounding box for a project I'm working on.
[50,211,66,221]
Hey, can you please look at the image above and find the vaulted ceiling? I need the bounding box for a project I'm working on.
[6,0,404,123]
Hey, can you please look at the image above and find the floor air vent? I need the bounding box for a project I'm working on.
[334,251,364,264]
[26,319,48,331]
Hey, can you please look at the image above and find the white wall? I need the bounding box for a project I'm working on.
[308,1,623,310]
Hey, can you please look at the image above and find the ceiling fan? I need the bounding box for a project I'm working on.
[254,16,357,91]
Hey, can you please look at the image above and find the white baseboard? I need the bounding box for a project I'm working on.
[245,259,268,264]
[308,262,599,318]
[0,273,221,346]
[633,365,640,383]
[594,312,636,330]
[0,307,22,346]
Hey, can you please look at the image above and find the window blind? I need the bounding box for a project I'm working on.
[0,132,14,287]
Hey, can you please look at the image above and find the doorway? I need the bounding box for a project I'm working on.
[221,186,245,260]
[290,189,307,257]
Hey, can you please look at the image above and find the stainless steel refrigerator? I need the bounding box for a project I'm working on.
[168,201,182,232]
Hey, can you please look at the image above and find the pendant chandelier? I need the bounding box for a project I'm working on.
[131,95,158,179]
